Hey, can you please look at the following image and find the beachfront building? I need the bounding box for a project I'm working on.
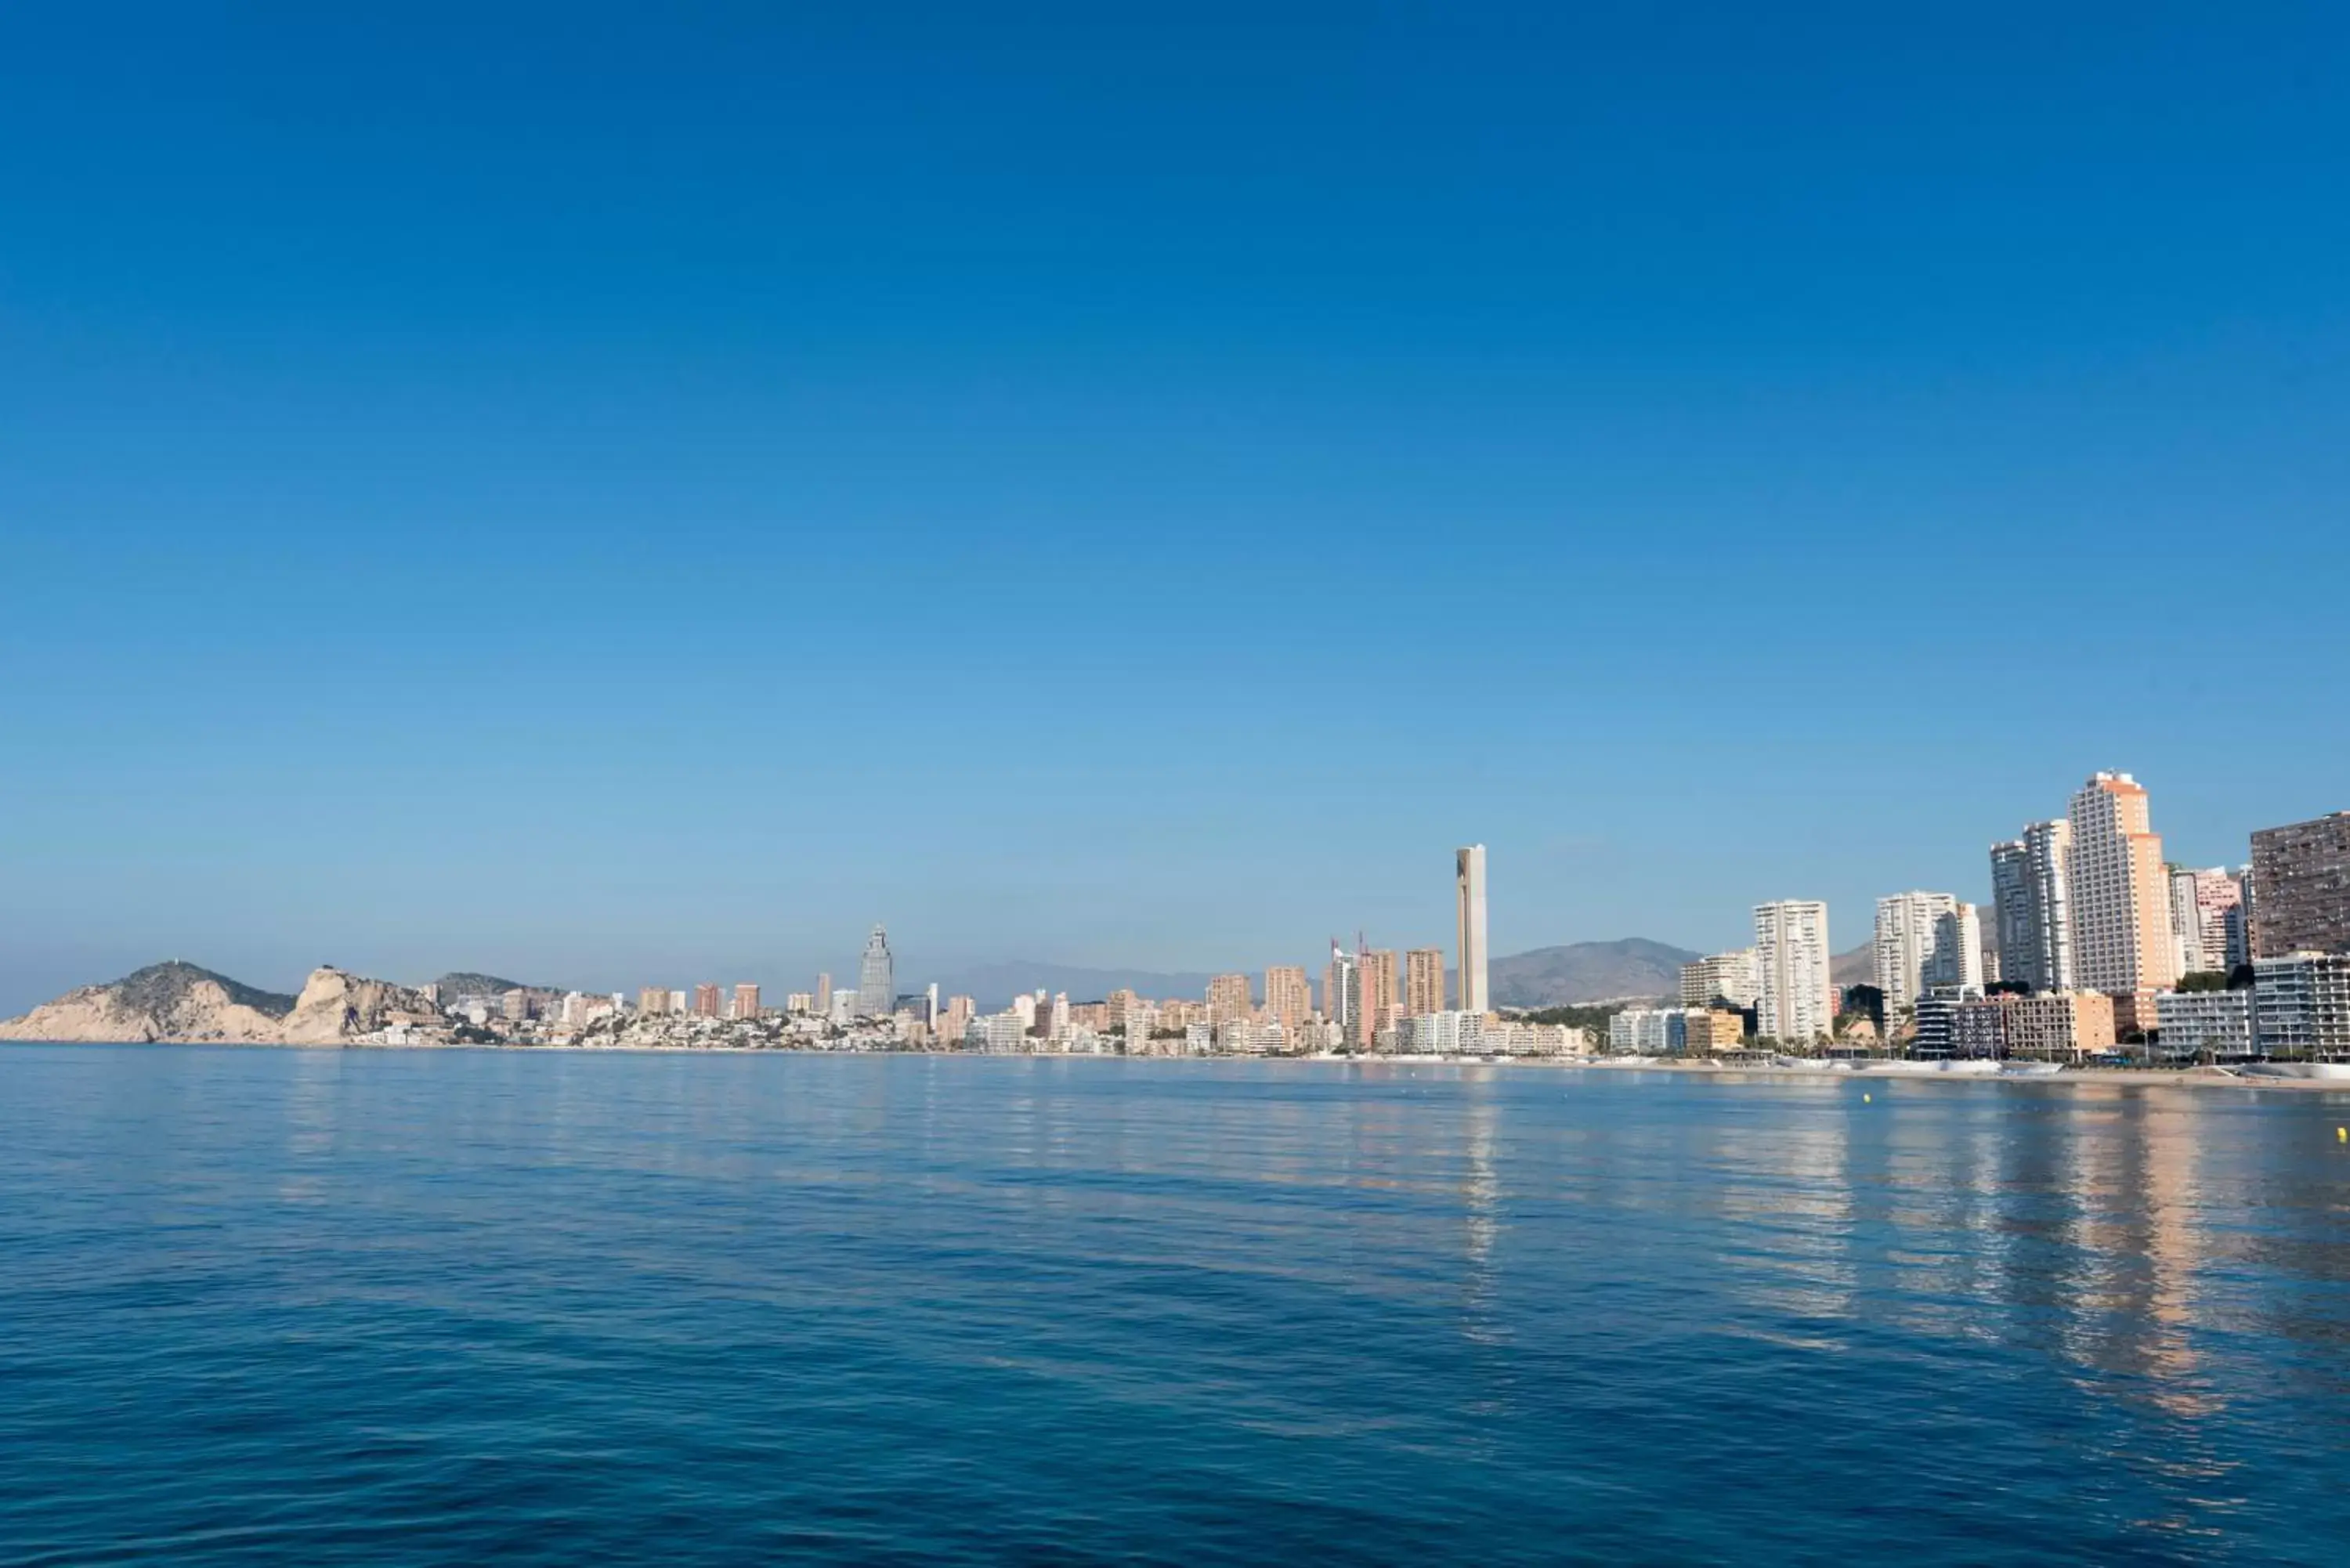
[2249,812,2350,958]
[2153,988,2255,1060]
[1876,891,1960,1011]
[1949,995,2014,1060]
[1683,1009,1746,1054]
[2066,773,2177,995]
[1679,948,1759,1009]
[1608,1006,1690,1055]
[1755,900,1834,1045]
[2004,992,2118,1063]
[1990,819,2075,993]
[2253,952,2350,1060]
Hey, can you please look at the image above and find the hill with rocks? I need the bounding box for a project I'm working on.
[0,962,439,1044]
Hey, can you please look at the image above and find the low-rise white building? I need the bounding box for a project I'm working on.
[2153,988,2255,1060]
[2254,953,2350,1060]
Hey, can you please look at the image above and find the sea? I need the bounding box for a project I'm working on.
[2,1045,2346,1565]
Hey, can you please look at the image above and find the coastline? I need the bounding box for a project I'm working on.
[5,1037,2349,1090]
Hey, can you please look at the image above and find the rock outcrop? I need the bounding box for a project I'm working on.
[0,961,439,1044]
[277,967,442,1044]
[0,961,295,1042]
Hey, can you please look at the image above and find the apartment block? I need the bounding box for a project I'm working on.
[1404,948,1447,1017]
[1264,966,1311,1031]
[2249,812,2350,958]
[1679,949,1759,1009]
[1755,901,1834,1044]
[2066,772,2176,994]
[2253,952,2350,1059]
[2153,988,2254,1060]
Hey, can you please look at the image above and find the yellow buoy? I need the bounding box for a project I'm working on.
[1864,1093,1871,1104]
[2337,1126,2346,1143]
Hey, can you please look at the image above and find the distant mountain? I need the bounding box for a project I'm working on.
[429,972,538,999]
[1831,943,1875,988]
[1488,939,1701,1008]
[0,960,438,1044]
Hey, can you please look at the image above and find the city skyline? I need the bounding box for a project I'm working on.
[5,9,2348,1017]
[0,771,2334,1017]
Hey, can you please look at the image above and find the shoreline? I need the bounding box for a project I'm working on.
[5,1038,2349,1090]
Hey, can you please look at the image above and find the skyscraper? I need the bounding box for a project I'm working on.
[1875,891,1960,1010]
[857,926,895,1020]
[732,983,761,1020]
[1754,900,1833,1045]
[2066,773,2176,994]
[1264,966,1311,1031]
[1356,948,1399,1048]
[1405,948,1447,1017]
[692,983,723,1018]
[2249,811,2350,957]
[1990,819,2073,992]
[1455,844,1488,1013]
[815,972,833,1015]
[1326,943,1358,1039]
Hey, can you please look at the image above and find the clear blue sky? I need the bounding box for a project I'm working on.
[3,2,2345,1010]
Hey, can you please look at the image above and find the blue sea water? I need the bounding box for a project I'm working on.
[2,1047,2347,1565]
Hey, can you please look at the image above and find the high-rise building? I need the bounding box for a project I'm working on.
[1206,973,1253,1024]
[1264,966,1311,1031]
[2066,772,2176,995]
[815,973,833,1015]
[732,983,761,1020]
[856,927,894,1020]
[2249,812,2350,958]
[692,983,723,1018]
[1356,949,1399,1049]
[1990,819,2074,993]
[1455,845,1488,1013]
[1755,900,1833,1045]
[1325,943,1358,1039]
[1875,891,1960,1010]
[1679,949,1759,1009]
[1927,903,1984,992]
[940,994,974,1045]
[638,986,669,1016]
[2168,867,2245,977]
[1404,948,1447,1017]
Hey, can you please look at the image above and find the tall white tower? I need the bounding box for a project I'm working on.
[1455,844,1489,1013]
[1754,900,1833,1045]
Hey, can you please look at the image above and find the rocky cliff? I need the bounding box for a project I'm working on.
[0,961,438,1044]
[278,967,442,1043]
[0,961,294,1042]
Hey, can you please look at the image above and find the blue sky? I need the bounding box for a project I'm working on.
[2,2,2345,1010]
